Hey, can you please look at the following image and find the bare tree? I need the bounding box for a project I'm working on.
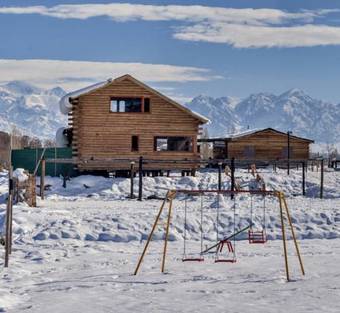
[29,137,42,148]
[43,138,56,147]
[20,136,31,148]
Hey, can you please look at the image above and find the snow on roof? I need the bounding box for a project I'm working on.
[59,80,109,115]
[227,128,260,139]
[210,128,260,140]
[209,128,314,142]
[188,109,210,124]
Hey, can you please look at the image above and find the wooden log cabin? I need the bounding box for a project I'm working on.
[201,128,314,160]
[59,74,208,173]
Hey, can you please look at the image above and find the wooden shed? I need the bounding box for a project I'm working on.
[200,128,314,160]
[60,74,208,172]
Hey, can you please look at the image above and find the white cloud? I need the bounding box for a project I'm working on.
[0,4,323,24]
[0,3,340,48]
[0,59,220,91]
[175,23,340,48]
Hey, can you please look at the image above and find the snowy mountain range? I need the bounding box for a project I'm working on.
[0,81,339,143]
[0,81,66,139]
[186,89,340,143]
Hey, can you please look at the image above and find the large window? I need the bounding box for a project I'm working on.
[110,97,150,113]
[154,136,192,152]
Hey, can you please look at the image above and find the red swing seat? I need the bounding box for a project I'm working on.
[182,257,204,262]
[214,259,236,263]
[248,229,267,244]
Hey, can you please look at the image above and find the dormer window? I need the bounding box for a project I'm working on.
[110,97,150,113]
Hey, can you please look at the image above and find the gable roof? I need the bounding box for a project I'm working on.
[59,74,209,124]
[207,127,314,143]
[242,128,314,143]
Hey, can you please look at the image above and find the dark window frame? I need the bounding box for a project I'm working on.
[144,98,150,113]
[109,96,151,113]
[131,135,139,152]
[154,136,193,153]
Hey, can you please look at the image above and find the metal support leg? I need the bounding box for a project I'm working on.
[134,195,168,275]
[282,195,305,276]
[278,192,290,282]
[161,198,173,273]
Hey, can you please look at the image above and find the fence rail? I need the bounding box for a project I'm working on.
[12,148,328,200]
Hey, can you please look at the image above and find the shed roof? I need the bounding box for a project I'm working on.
[201,127,314,143]
[59,74,209,124]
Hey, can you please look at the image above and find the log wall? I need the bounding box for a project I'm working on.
[69,77,202,171]
[214,129,311,160]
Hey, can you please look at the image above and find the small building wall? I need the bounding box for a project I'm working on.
[228,130,311,160]
[211,129,312,160]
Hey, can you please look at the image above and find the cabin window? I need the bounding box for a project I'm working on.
[244,146,255,158]
[110,97,150,113]
[154,136,192,152]
[131,135,139,152]
[110,97,142,112]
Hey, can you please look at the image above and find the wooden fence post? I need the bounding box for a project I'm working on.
[320,159,324,199]
[4,167,13,267]
[130,161,135,199]
[8,167,13,255]
[302,161,306,196]
[25,174,37,207]
[40,158,46,200]
[138,156,143,201]
[62,175,67,188]
[218,162,222,191]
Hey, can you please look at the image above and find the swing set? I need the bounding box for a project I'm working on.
[133,189,305,282]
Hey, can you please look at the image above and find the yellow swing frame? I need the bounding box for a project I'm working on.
[133,189,305,282]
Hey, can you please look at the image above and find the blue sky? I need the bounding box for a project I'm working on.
[1,0,340,103]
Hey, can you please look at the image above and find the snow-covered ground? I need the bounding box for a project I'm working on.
[0,168,339,312]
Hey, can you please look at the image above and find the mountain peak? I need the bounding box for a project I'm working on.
[280,88,307,98]
[191,94,214,102]
[47,87,66,97]
[4,80,41,95]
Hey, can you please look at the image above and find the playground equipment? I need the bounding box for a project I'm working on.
[133,189,305,282]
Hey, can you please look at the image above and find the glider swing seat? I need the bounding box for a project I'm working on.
[182,192,238,263]
[214,240,236,263]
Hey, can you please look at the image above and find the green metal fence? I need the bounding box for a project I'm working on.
[11,147,77,177]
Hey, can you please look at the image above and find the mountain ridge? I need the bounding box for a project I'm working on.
[186,89,340,143]
[0,81,67,139]
[0,81,338,143]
